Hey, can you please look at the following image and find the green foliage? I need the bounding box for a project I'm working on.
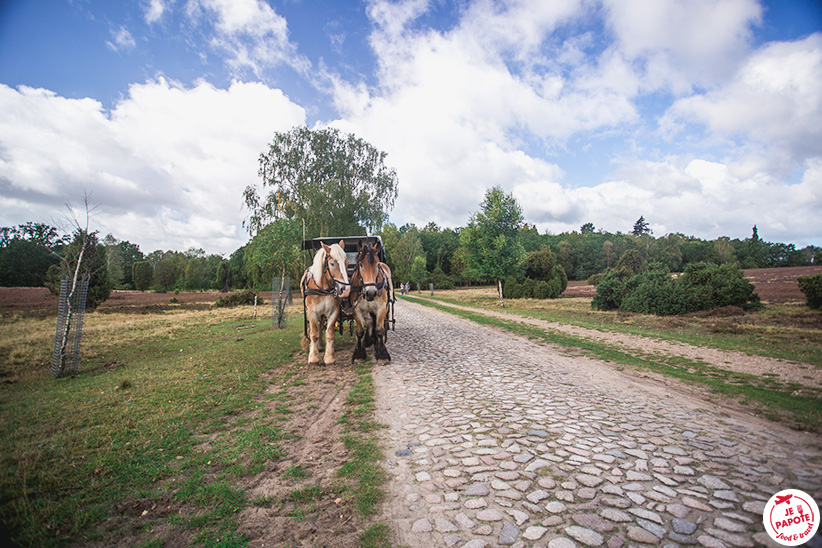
[245,126,398,237]
[103,235,145,289]
[503,245,568,299]
[132,261,153,291]
[152,255,180,292]
[410,255,428,285]
[244,218,302,290]
[460,186,525,284]
[0,238,60,287]
[590,266,635,311]
[797,274,822,310]
[593,262,761,315]
[620,264,686,315]
[45,230,112,311]
[430,265,455,289]
[632,215,650,236]
[616,249,645,275]
[0,222,66,287]
[678,262,762,312]
[389,224,424,286]
[215,261,232,293]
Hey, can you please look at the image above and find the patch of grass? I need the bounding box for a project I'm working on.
[409,296,822,431]
[0,306,304,547]
[359,522,392,548]
[285,464,308,480]
[336,362,388,517]
[288,485,324,503]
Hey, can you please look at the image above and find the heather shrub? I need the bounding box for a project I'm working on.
[798,273,822,309]
[214,289,260,308]
[593,262,761,315]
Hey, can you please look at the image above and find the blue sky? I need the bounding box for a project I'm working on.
[1,0,820,255]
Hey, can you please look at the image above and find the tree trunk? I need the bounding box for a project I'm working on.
[57,235,87,377]
[498,279,505,308]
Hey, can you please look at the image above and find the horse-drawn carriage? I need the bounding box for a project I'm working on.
[300,236,395,364]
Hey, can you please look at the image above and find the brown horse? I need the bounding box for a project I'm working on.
[350,240,393,362]
[300,241,350,365]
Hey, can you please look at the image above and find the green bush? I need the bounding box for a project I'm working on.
[502,246,567,300]
[798,274,822,309]
[678,262,761,312]
[592,262,761,315]
[620,265,687,315]
[431,265,455,290]
[214,289,260,308]
[590,266,634,310]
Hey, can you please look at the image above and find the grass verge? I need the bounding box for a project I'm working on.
[407,296,822,431]
[336,361,391,545]
[0,306,303,547]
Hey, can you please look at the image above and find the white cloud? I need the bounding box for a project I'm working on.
[320,0,821,247]
[602,0,762,92]
[106,26,137,52]
[662,33,822,166]
[186,0,310,77]
[0,80,306,254]
[143,0,167,24]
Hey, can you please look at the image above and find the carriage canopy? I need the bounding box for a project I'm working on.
[301,236,385,276]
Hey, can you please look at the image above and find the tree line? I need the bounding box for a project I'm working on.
[2,205,819,303]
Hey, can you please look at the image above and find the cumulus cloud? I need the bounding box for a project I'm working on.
[0,80,306,254]
[322,0,820,247]
[662,33,822,167]
[186,0,310,77]
[602,0,762,92]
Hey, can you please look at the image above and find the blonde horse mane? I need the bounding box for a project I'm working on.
[309,243,348,286]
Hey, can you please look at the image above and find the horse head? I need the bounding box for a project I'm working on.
[356,239,384,302]
[318,240,350,298]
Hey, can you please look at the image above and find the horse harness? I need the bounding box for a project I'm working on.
[301,252,352,337]
[301,252,395,338]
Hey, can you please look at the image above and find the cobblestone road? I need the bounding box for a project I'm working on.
[375,300,822,548]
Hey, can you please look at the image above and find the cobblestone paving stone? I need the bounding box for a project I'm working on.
[376,300,822,548]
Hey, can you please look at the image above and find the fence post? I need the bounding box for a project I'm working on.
[429,283,434,296]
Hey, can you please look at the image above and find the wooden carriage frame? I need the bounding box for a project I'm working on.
[301,235,396,336]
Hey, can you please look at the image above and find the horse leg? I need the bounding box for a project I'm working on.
[374,306,391,361]
[364,312,375,348]
[352,308,367,362]
[307,315,321,364]
[323,309,338,365]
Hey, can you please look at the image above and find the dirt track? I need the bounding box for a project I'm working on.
[376,299,822,547]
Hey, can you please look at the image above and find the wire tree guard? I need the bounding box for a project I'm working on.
[51,274,89,378]
[271,274,292,329]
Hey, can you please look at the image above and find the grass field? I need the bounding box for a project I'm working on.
[0,299,387,548]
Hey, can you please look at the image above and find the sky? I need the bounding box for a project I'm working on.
[1,0,820,256]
